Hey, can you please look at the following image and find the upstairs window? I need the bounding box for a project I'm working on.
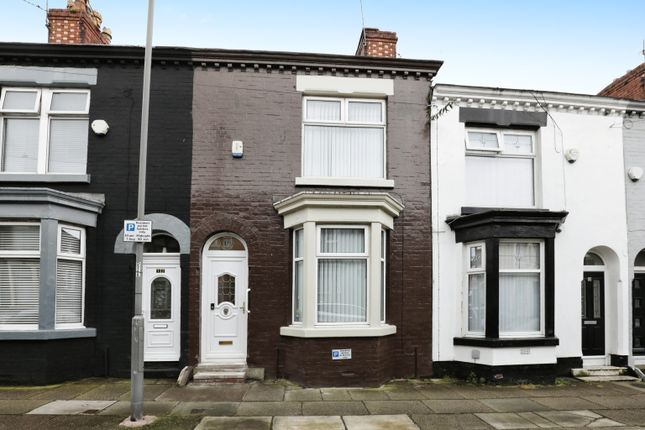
[0,88,90,174]
[302,97,386,180]
[465,129,535,208]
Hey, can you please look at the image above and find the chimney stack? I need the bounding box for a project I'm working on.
[47,0,112,45]
[355,28,398,58]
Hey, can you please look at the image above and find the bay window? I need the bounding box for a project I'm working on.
[0,88,90,175]
[465,242,485,335]
[277,191,402,337]
[55,225,85,327]
[465,129,535,208]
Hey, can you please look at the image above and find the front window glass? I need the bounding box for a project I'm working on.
[466,243,485,334]
[217,274,236,305]
[150,277,171,320]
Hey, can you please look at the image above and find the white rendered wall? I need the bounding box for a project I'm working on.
[431,87,630,366]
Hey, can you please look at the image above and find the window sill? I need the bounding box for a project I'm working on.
[0,174,90,183]
[280,324,396,338]
[453,336,559,348]
[295,177,395,188]
[0,327,96,340]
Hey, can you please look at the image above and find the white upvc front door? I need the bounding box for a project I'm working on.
[201,241,248,364]
[142,254,181,362]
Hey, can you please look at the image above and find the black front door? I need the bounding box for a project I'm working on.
[582,272,605,356]
[634,274,645,355]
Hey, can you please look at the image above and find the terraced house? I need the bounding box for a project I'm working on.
[0,0,442,386]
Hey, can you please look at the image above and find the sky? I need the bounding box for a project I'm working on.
[1,0,643,95]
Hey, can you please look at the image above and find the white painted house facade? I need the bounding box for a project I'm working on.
[430,84,645,382]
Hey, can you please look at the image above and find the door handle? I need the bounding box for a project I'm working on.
[210,303,215,310]
[240,301,248,314]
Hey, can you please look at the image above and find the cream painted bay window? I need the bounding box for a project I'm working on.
[276,192,402,338]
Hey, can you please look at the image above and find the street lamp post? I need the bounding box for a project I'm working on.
[131,0,155,422]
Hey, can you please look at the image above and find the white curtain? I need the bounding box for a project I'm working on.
[465,156,533,207]
[306,100,341,121]
[48,119,88,173]
[499,242,540,333]
[303,125,383,178]
[3,118,39,172]
[348,101,382,123]
[317,228,367,323]
[468,273,486,332]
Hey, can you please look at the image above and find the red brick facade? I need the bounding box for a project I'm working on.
[598,62,645,100]
[355,28,398,58]
[47,0,111,45]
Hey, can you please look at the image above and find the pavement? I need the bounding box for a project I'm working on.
[0,377,644,429]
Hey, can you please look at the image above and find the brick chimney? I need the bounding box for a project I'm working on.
[355,28,398,58]
[47,0,112,45]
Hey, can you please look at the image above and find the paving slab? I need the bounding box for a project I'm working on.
[364,400,431,415]
[475,412,539,429]
[321,388,352,401]
[382,382,425,400]
[236,401,301,416]
[533,396,605,411]
[0,415,55,430]
[98,400,178,416]
[480,398,549,413]
[273,415,345,430]
[243,383,285,401]
[157,384,249,402]
[0,399,49,414]
[0,387,54,400]
[423,399,494,414]
[456,387,533,400]
[195,416,271,430]
[26,399,115,415]
[343,414,420,430]
[169,401,239,416]
[28,383,102,400]
[581,395,645,409]
[594,408,645,426]
[118,383,174,401]
[41,415,123,429]
[411,413,493,430]
[348,389,390,400]
[416,386,466,400]
[535,410,610,427]
[302,401,368,416]
[74,381,131,400]
[516,412,554,428]
[284,388,322,401]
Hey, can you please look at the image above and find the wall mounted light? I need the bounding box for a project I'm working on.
[91,119,109,135]
[564,148,579,164]
[628,166,643,182]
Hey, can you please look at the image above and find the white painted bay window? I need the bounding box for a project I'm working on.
[277,192,402,337]
[0,88,90,175]
[465,129,535,208]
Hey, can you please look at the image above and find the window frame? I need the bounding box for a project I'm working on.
[0,87,90,175]
[55,224,86,329]
[463,241,486,337]
[300,96,387,182]
[498,239,545,338]
[315,224,370,326]
[0,221,41,330]
[380,229,386,323]
[292,228,304,325]
[464,127,537,208]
